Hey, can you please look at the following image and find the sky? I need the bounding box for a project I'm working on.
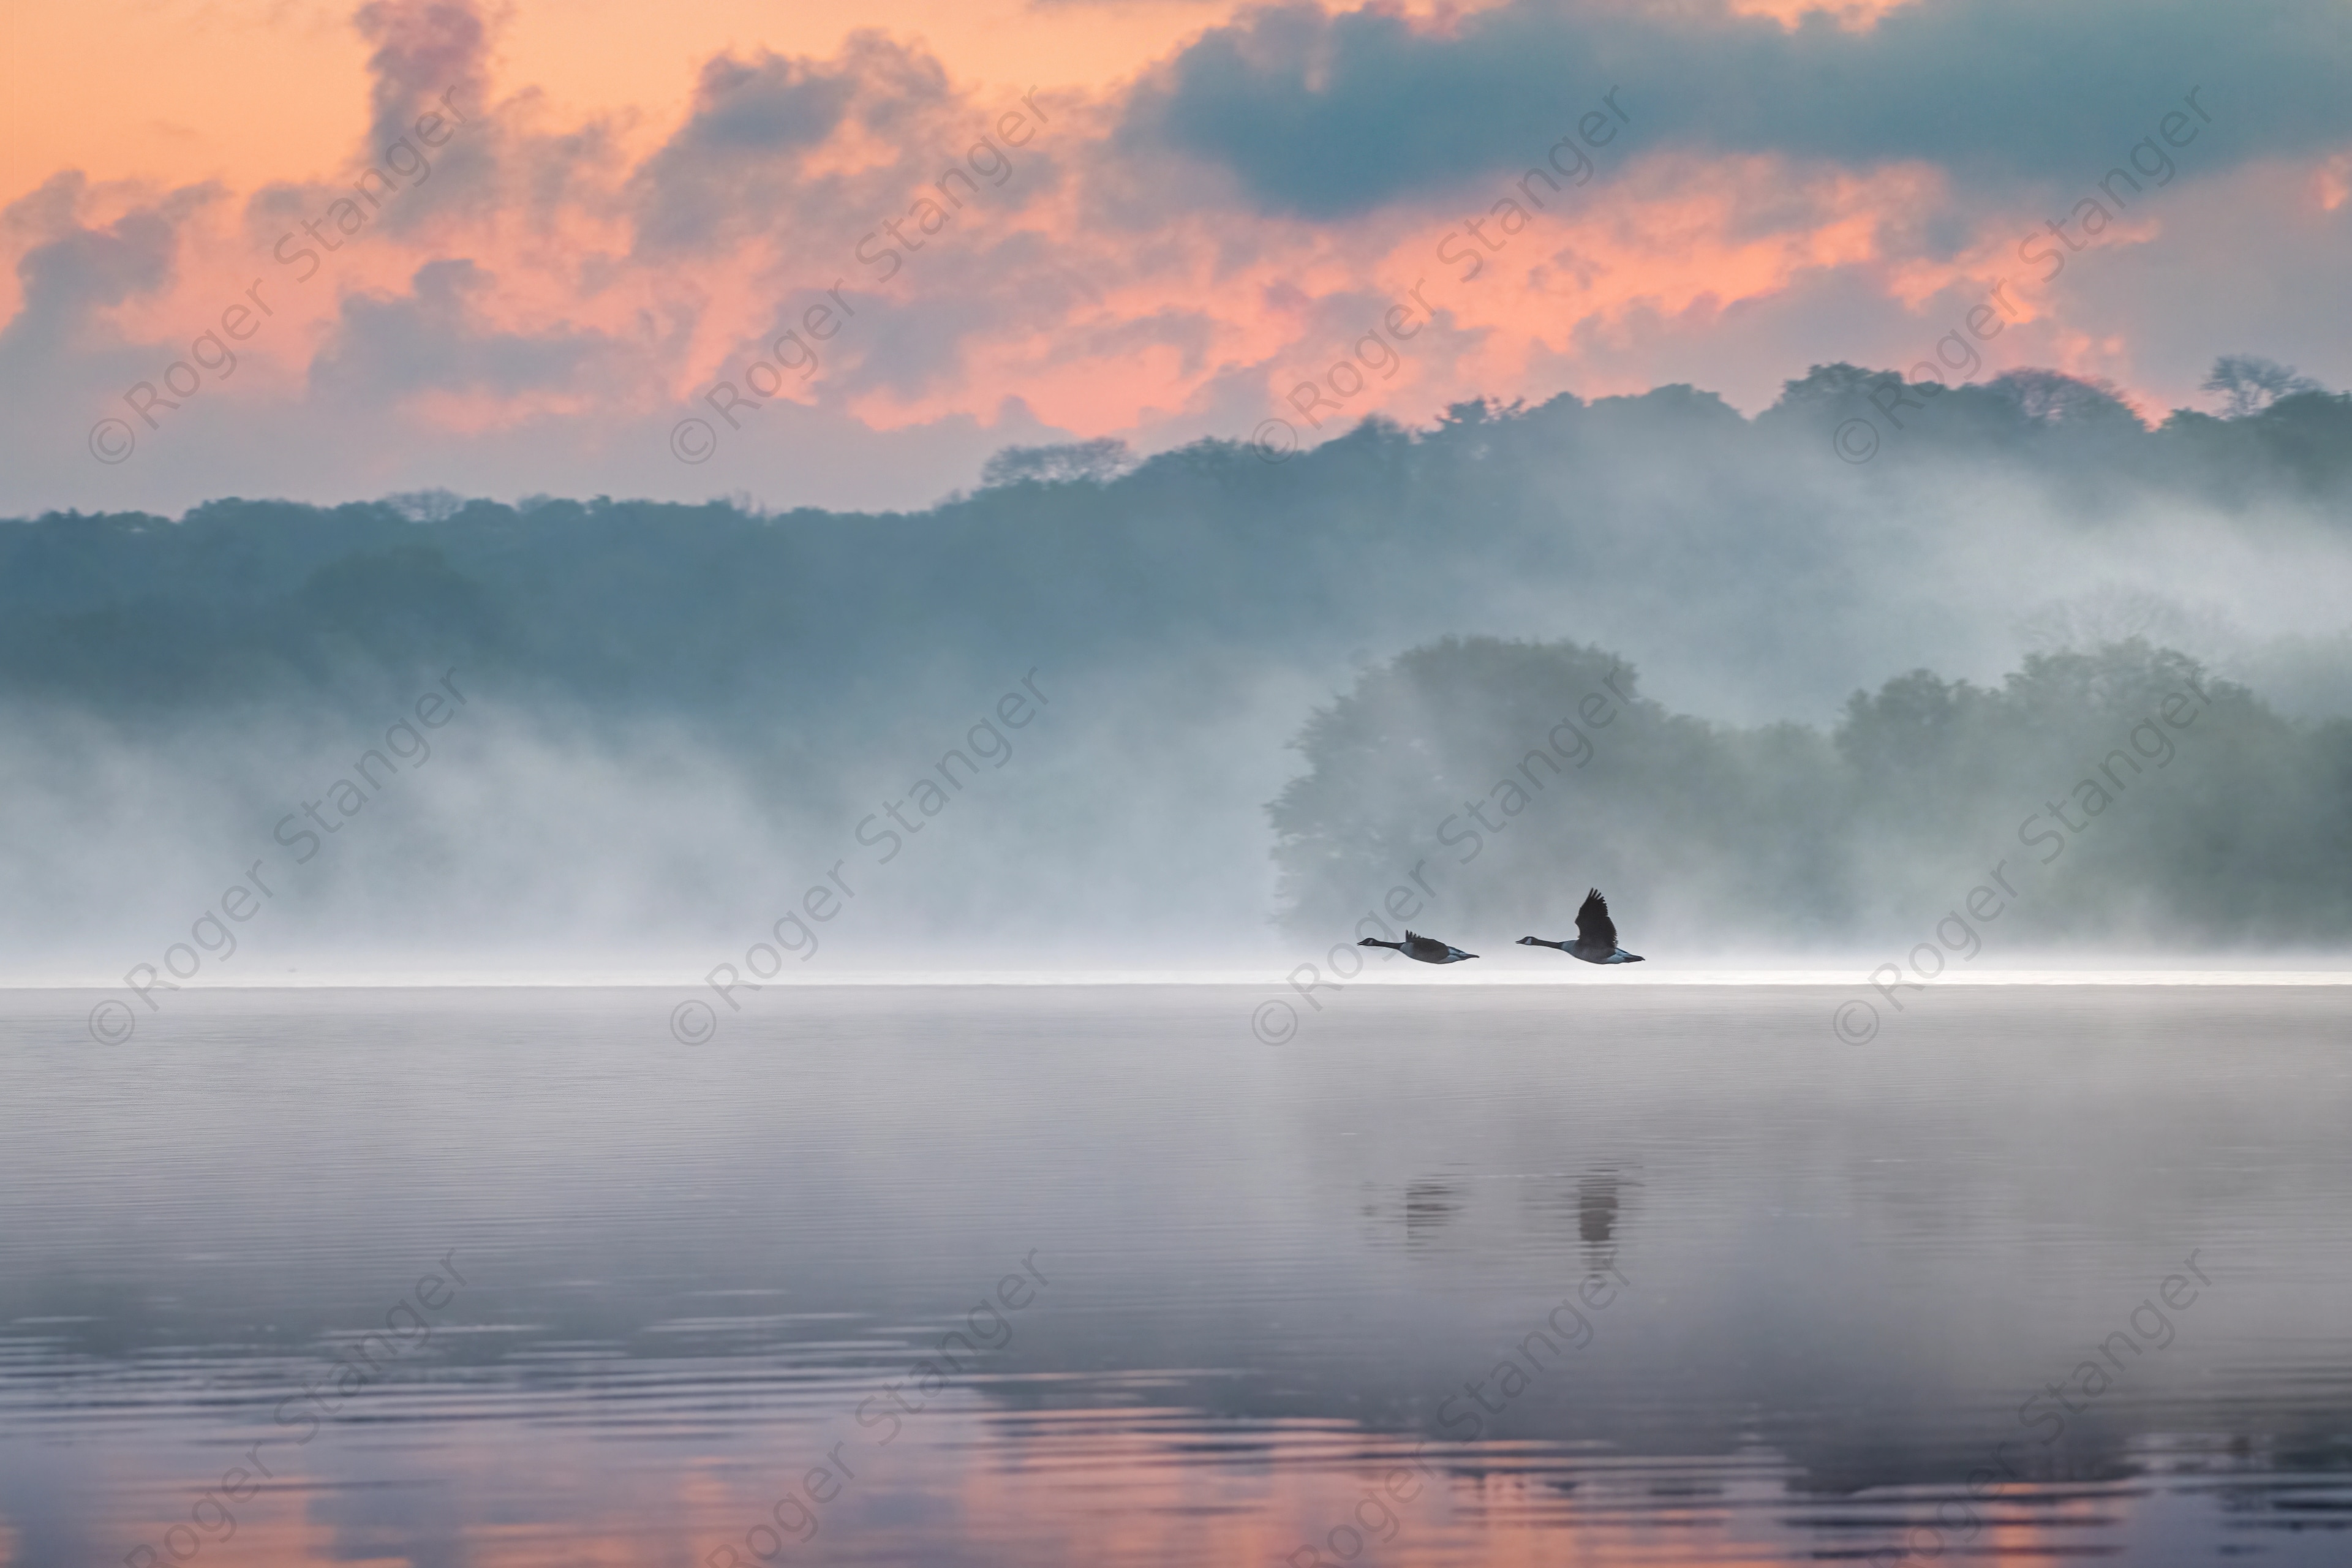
[5,0,2351,518]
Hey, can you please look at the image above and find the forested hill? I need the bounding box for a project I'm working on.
[4,364,2349,729]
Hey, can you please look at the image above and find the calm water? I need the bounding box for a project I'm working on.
[2,985,2348,1567]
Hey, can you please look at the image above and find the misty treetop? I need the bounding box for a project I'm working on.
[1270,636,2352,950]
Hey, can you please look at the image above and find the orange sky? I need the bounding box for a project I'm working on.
[3,0,2345,513]
[3,1,1921,205]
[4,1,1344,201]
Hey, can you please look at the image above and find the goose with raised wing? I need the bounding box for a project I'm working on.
[1518,889,1645,964]
[1359,930,1479,965]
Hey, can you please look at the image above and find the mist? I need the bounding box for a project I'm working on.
[6,361,2350,982]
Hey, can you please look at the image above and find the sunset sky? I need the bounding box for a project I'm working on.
[6,0,2350,515]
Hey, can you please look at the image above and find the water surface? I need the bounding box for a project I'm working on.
[3,985,2348,1566]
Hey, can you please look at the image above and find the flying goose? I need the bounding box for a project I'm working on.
[1519,889,1645,964]
[1360,930,1479,964]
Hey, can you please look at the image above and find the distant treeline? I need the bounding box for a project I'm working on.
[1270,636,2352,948]
[1776,361,2352,498]
[4,361,2348,724]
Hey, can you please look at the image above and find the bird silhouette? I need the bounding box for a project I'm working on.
[1359,930,1479,964]
[1518,889,1645,964]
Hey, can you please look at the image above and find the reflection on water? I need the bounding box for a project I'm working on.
[1580,1170,1619,1246]
[2,984,2349,1566]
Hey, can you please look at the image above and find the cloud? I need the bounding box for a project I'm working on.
[627,31,973,254]
[0,175,220,358]
[629,51,867,252]
[309,258,633,414]
[1121,0,2352,219]
[352,0,502,232]
[5,0,2351,518]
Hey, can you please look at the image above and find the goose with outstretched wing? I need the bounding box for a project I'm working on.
[1518,889,1645,965]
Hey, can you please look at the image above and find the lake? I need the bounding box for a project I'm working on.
[2,984,2348,1566]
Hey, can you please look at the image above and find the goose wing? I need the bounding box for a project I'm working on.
[1574,889,1618,951]
[1402,930,1445,960]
